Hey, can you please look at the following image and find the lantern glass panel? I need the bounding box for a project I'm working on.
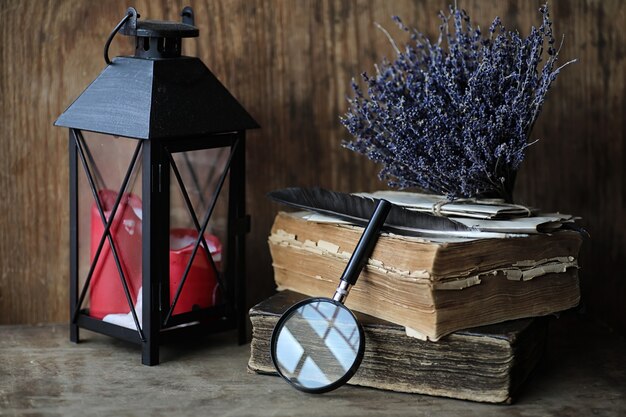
[167,147,231,317]
[76,131,144,325]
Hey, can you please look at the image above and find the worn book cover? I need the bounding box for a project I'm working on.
[269,211,580,340]
[249,291,548,404]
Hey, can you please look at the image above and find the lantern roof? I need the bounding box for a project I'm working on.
[54,56,259,139]
[54,7,259,140]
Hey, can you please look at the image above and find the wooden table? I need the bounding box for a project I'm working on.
[1,312,624,416]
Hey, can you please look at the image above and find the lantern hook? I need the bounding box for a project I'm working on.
[104,7,139,65]
[181,6,195,26]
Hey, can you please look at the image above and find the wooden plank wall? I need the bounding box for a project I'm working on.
[1,0,624,334]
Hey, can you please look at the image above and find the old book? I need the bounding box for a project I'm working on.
[248,291,548,404]
[269,211,581,340]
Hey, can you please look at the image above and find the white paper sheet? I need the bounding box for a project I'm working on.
[356,190,535,219]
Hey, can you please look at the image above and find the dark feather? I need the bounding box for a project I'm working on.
[267,187,474,235]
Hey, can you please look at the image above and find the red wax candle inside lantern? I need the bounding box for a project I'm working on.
[90,190,143,320]
[89,190,221,320]
[169,229,222,315]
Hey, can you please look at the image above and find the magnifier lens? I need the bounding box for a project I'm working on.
[271,298,364,392]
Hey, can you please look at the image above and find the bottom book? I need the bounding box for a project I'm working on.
[248,290,548,404]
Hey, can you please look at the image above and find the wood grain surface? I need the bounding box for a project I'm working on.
[1,315,624,415]
[0,1,624,334]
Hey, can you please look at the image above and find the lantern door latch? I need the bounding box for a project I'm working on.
[151,164,165,193]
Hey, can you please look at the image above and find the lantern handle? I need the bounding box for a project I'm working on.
[104,8,139,65]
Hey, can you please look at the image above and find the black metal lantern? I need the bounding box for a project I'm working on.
[54,7,258,365]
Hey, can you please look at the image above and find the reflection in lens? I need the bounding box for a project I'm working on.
[274,300,362,391]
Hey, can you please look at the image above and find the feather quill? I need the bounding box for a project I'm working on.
[267,187,475,236]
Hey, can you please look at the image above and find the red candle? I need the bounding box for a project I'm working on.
[90,190,142,320]
[169,228,222,315]
[89,191,221,320]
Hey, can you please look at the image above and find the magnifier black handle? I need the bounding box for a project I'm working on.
[340,199,391,286]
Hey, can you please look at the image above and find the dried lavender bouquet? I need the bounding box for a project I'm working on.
[341,4,575,203]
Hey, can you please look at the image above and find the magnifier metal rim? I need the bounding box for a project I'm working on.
[270,297,365,394]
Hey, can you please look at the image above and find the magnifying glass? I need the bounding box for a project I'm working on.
[270,199,392,393]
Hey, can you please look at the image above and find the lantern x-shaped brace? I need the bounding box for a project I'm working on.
[71,129,145,340]
[163,141,238,326]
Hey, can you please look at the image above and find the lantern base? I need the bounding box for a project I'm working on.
[72,307,242,365]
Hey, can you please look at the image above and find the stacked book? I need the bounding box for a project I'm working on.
[248,189,583,403]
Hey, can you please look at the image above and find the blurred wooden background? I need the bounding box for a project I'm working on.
[1,0,624,335]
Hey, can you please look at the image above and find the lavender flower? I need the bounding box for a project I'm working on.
[341,4,575,202]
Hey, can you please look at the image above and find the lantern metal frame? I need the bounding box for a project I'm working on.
[68,128,249,365]
[58,7,258,365]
